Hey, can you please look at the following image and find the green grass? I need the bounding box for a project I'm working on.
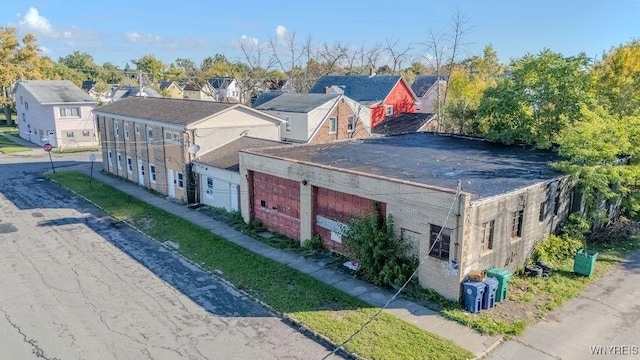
[47,171,474,360]
[53,146,101,154]
[0,133,28,153]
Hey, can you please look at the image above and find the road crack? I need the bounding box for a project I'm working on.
[1,306,61,360]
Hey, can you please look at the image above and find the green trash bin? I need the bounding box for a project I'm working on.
[574,249,598,277]
[486,268,513,302]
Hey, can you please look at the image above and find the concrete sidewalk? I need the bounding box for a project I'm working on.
[67,163,502,359]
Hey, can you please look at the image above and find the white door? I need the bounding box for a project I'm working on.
[47,130,57,147]
[205,176,214,200]
[137,160,145,186]
[230,184,239,212]
[167,169,176,198]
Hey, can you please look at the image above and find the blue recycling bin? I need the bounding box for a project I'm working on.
[482,277,499,310]
[463,281,486,314]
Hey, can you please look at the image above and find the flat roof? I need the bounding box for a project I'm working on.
[243,132,564,199]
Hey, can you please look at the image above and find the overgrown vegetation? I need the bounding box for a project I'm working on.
[343,214,418,288]
[47,171,473,360]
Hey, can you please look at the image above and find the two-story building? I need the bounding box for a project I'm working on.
[95,97,283,203]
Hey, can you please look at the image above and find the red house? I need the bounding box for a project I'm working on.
[309,74,417,129]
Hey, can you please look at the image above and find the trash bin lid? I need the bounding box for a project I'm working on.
[463,281,486,290]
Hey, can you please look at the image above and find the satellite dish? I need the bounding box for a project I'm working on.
[188,144,200,154]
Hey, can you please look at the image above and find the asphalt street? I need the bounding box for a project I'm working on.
[0,153,341,359]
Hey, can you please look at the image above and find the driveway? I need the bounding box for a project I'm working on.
[487,251,640,360]
[0,156,341,359]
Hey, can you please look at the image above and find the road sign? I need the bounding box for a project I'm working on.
[89,153,97,162]
[43,143,53,152]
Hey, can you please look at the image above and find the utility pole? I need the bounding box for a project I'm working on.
[138,70,143,96]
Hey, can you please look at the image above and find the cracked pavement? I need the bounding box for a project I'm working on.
[0,152,341,360]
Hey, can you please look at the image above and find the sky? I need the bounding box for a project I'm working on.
[2,0,639,70]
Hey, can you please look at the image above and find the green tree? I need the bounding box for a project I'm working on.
[593,39,640,117]
[59,51,100,80]
[131,54,166,83]
[475,49,593,148]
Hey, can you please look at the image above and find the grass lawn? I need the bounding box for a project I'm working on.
[47,171,474,360]
[0,133,28,153]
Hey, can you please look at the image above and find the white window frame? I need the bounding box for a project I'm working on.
[124,124,129,140]
[385,105,393,116]
[66,131,74,138]
[116,153,122,169]
[114,121,119,137]
[82,130,90,137]
[126,156,133,173]
[284,116,291,132]
[329,116,337,134]
[164,130,181,144]
[177,172,184,189]
[107,151,113,167]
[347,115,355,133]
[59,107,80,118]
[147,128,153,144]
[149,164,157,183]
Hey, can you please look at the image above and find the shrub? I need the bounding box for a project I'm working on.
[533,234,583,264]
[559,213,591,242]
[343,214,418,288]
[302,235,325,251]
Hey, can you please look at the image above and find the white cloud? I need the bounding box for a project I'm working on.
[275,25,287,40]
[232,35,259,48]
[126,32,141,42]
[17,7,57,38]
[125,31,164,44]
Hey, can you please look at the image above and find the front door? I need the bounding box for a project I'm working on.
[137,160,145,186]
[167,169,176,198]
[230,184,239,211]
[47,130,57,147]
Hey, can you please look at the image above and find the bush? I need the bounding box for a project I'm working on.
[343,214,418,288]
[533,234,583,264]
[302,235,325,251]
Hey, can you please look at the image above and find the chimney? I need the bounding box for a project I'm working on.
[369,67,376,77]
[324,86,329,94]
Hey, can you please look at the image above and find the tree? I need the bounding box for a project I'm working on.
[131,54,166,83]
[383,38,412,75]
[475,49,593,148]
[59,51,100,80]
[0,27,45,124]
[593,39,640,117]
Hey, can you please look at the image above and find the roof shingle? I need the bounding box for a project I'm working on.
[309,75,402,104]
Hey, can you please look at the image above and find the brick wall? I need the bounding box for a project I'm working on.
[252,173,301,240]
[310,99,369,143]
[314,187,385,252]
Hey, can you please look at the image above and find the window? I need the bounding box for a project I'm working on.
[206,177,214,195]
[20,96,23,104]
[22,113,26,122]
[284,116,291,132]
[124,124,129,140]
[177,172,184,188]
[429,225,451,260]
[108,151,113,166]
[116,153,122,169]
[147,128,153,144]
[481,221,494,252]
[59,107,80,117]
[149,164,156,183]
[329,116,337,134]
[347,115,355,133]
[66,131,74,138]
[511,210,524,239]
[126,157,133,173]
[164,131,181,144]
[82,130,90,137]
[114,121,119,137]
[553,192,561,216]
[539,202,546,222]
[260,200,266,207]
[25,102,29,110]
[134,125,140,134]
[385,105,393,116]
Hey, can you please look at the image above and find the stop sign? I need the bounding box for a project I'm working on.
[43,143,53,152]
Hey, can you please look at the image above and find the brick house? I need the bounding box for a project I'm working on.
[94,97,283,203]
[239,133,574,300]
[309,74,418,129]
[255,93,370,143]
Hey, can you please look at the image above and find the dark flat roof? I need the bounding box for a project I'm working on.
[243,132,564,199]
[195,136,287,171]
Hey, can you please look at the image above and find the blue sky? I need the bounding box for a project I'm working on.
[2,1,639,69]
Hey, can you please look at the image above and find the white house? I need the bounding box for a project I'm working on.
[411,75,447,113]
[192,136,286,212]
[14,80,98,148]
